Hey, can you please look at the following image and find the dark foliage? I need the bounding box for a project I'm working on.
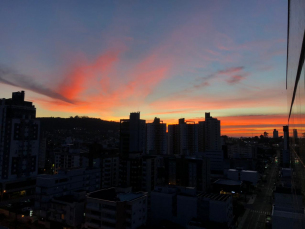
[37,117,119,132]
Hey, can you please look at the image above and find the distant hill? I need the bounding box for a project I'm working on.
[37,117,120,132]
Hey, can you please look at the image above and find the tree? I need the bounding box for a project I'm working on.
[264,132,268,138]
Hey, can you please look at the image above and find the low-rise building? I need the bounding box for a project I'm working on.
[272,187,305,229]
[151,186,233,228]
[227,169,258,185]
[199,193,233,227]
[85,187,147,229]
[35,167,101,218]
[48,190,86,228]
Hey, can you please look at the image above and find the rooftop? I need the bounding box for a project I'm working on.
[88,188,145,202]
[274,186,301,195]
[214,179,242,186]
[53,195,81,203]
[273,210,304,219]
[200,193,231,202]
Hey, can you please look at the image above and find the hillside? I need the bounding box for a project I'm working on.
[37,117,120,132]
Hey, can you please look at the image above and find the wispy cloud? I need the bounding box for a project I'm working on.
[226,75,246,84]
[180,66,248,93]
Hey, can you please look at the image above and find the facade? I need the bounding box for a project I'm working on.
[119,156,142,191]
[120,112,146,156]
[227,169,259,185]
[151,186,199,227]
[272,187,305,229]
[85,187,147,229]
[142,156,157,192]
[119,112,146,191]
[119,155,157,192]
[282,126,290,167]
[199,113,221,152]
[146,117,167,155]
[0,91,39,198]
[168,118,198,156]
[48,191,86,228]
[35,167,101,218]
[151,186,233,227]
[166,156,210,192]
[202,150,224,172]
[198,113,223,173]
[100,154,119,189]
[54,151,100,174]
[227,143,257,159]
[286,3,305,228]
[199,193,233,227]
[38,137,47,170]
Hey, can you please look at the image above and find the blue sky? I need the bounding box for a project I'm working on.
[0,0,288,136]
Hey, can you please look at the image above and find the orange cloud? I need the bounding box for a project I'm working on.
[58,49,123,101]
[35,46,171,117]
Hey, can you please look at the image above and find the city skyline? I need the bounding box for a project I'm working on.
[0,0,288,137]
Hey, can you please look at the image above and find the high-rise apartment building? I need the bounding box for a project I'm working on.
[293,129,298,139]
[165,156,210,192]
[146,117,167,155]
[273,129,279,138]
[119,112,146,191]
[168,118,198,155]
[142,155,157,192]
[198,113,223,172]
[0,91,39,198]
[199,112,221,152]
[120,112,146,156]
[282,126,290,167]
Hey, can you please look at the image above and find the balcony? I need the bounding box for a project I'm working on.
[86,213,101,220]
[101,217,116,224]
[86,205,99,211]
[101,208,116,215]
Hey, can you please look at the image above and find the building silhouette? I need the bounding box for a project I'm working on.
[168,118,198,156]
[201,112,221,152]
[273,129,279,138]
[119,112,147,191]
[293,129,298,139]
[0,91,39,198]
[146,117,167,155]
[120,112,146,156]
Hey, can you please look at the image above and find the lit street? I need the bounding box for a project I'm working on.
[239,153,279,229]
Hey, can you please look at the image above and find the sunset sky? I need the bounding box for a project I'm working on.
[0,0,288,137]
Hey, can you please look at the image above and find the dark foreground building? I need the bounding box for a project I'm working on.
[0,91,39,200]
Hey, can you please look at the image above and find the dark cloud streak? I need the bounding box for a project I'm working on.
[0,66,74,104]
